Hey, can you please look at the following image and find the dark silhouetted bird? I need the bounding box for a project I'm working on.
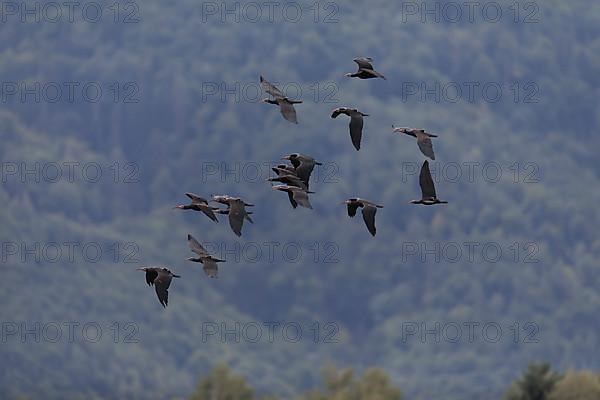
[272,163,298,177]
[343,198,384,236]
[272,185,314,209]
[393,126,438,160]
[211,195,254,236]
[331,107,369,151]
[410,161,448,205]
[282,153,322,189]
[173,193,219,222]
[267,173,307,190]
[136,267,180,308]
[186,234,225,278]
[345,57,386,80]
[260,76,302,124]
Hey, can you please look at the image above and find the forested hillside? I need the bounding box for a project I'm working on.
[1,0,599,399]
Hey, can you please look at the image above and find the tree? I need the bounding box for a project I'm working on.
[188,364,256,400]
[504,363,562,400]
[300,365,403,400]
[548,371,600,400]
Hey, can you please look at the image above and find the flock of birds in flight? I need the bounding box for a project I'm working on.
[138,57,448,308]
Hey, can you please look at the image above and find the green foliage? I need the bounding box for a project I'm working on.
[504,363,561,400]
[188,364,256,400]
[299,365,403,400]
[548,371,600,400]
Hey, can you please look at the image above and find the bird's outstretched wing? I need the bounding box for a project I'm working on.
[187,234,208,256]
[292,189,312,209]
[354,57,375,70]
[228,200,245,237]
[416,132,436,160]
[260,76,284,98]
[154,272,173,308]
[349,114,364,151]
[347,202,360,217]
[144,268,158,286]
[279,99,298,124]
[362,205,378,236]
[419,161,437,199]
[200,207,219,223]
[185,192,208,205]
[202,259,219,278]
[287,191,298,208]
[294,161,316,188]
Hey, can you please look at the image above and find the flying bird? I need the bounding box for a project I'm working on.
[173,192,219,222]
[345,57,386,80]
[272,163,298,177]
[260,76,302,124]
[281,153,322,189]
[136,267,180,308]
[211,194,254,208]
[343,198,384,236]
[211,195,254,236]
[186,234,225,278]
[410,161,448,205]
[272,185,314,209]
[393,126,438,160]
[331,107,369,151]
[267,173,307,190]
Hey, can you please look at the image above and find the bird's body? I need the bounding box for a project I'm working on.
[260,76,302,124]
[345,57,386,80]
[393,126,438,160]
[174,192,219,222]
[136,267,180,308]
[331,107,369,151]
[411,161,448,205]
[186,234,225,278]
[211,195,254,236]
[281,153,322,189]
[272,185,314,209]
[343,198,383,236]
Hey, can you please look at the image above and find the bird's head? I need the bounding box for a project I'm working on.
[263,98,277,104]
[136,267,148,272]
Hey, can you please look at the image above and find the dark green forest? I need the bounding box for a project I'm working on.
[1,0,599,399]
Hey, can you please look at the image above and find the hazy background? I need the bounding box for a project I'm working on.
[1,0,599,399]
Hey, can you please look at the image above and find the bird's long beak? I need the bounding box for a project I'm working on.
[136,267,145,271]
[281,156,291,160]
[173,205,183,209]
[173,274,181,278]
[316,161,323,165]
